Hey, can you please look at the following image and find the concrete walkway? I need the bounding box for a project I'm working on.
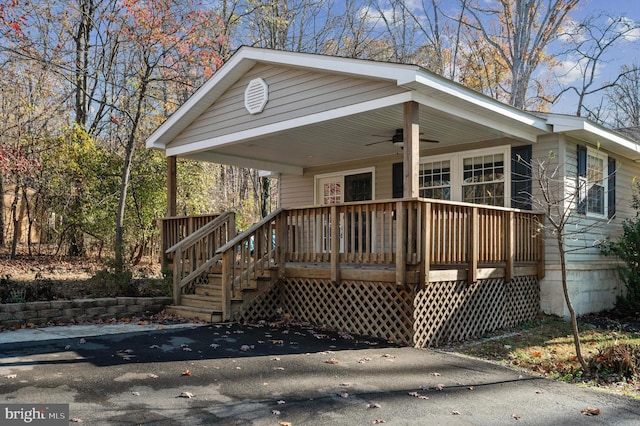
[1,321,639,425]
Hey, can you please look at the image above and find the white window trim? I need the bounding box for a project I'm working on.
[420,145,511,207]
[313,167,376,205]
[581,146,608,219]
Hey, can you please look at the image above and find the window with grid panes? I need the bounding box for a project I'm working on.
[462,153,505,206]
[419,160,451,200]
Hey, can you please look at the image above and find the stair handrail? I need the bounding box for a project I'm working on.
[166,211,235,255]
[216,208,284,320]
[215,208,283,255]
[167,211,236,305]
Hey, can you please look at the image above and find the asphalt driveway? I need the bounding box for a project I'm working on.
[1,321,639,425]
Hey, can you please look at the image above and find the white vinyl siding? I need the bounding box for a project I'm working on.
[168,64,406,149]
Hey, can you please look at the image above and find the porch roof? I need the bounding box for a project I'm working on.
[145,47,640,173]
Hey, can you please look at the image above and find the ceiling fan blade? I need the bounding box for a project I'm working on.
[364,140,390,146]
[419,138,439,143]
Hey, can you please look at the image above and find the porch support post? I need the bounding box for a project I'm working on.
[395,201,406,285]
[403,101,420,198]
[468,207,479,284]
[420,202,430,287]
[536,214,546,280]
[505,211,515,283]
[330,206,340,284]
[167,155,177,217]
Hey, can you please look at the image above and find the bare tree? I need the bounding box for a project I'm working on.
[607,64,640,128]
[465,0,580,109]
[553,12,640,118]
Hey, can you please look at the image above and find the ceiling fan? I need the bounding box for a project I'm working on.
[365,128,439,147]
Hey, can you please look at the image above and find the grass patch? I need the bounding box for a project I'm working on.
[454,316,640,398]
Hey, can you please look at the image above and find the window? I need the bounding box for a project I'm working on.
[315,168,374,206]
[419,160,451,200]
[345,172,373,202]
[462,153,505,206]
[578,146,609,218]
[418,146,510,207]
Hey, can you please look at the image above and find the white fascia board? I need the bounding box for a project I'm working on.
[411,92,544,143]
[166,92,413,156]
[546,114,640,157]
[407,73,550,133]
[241,47,419,82]
[185,151,303,175]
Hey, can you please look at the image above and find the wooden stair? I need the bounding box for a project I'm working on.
[164,271,272,322]
[164,273,225,322]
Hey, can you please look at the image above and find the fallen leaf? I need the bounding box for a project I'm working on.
[183,347,192,352]
[272,409,281,415]
[468,386,475,391]
[325,358,340,365]
[381,353,395,359]
[274,367,285,371]
[209,344,220,349]
[278,422,292,426]
[5,374,17,379]
[339,392,349,398]
[451,411,460,415]
[408,392,429,400]
[431,372,441,376]
[69,418,83,423]
[512,414,521,420]
[581,407,600,416]
[277,400,286,405]
[373,420,386,424]
[367,403,381,408]
[131,391,140,396]
[178,392,194,398]
[182,370,191,376]
[435,384,444,391]
[79,338,86,344]
[149,345,160,349]
[147,374,159,379]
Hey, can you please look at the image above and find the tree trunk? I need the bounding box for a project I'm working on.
[114,65,151,273]
[557,232,589,372]
[9,183,20,259]
[0,173,5,248]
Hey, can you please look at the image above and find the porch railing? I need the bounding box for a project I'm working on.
[160,213,222,271]
[212,199,543,312]
[165,212,236,305]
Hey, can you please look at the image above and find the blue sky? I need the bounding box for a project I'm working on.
[549,0,640,114]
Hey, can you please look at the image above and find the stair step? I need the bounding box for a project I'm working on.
[181,294,222,309]
[195,284,222,297]
[164,305,223,322]
[206,274,223,285]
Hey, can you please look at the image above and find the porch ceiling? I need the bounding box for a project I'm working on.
[181,102,520,174]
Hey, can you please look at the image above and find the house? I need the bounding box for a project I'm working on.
[146,47,639,347]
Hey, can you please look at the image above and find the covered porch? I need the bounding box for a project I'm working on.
[148,47,551,346]
[161,198,543,346]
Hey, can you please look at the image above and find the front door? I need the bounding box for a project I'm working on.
[315,169,374,254]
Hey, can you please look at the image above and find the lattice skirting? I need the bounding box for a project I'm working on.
[236,275,539,348]
[413,275,539,347]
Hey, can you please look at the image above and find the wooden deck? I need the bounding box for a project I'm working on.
[161,198,544,345]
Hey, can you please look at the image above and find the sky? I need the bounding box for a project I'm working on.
[550,0,640,115]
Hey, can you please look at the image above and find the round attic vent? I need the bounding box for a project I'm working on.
[244,78,269,114]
